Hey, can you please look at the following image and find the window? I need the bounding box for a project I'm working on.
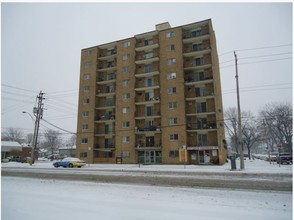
[193,43,204,51]
[106,73,115,80]
[82,111,89,117]
[122,136,130,143]
[84,62,91,68]
[196,72,205,81]
[122,107,130,114]
[84,73,90,80]
[167,72,176,80]
[122,66,129,73]
[169,118,178,125]
[168,87,176,94]
[123,54,130,60]
[85,50,91,56]
[169,134,178,141]
[144,64,153,73]
[166,44,175,51]
[196,102,207,113]
[122,151,130,158]
[169,151,179,158]
[106,98,114,106]
[146,106,154,116]
[83,86,90,92]
[145,92,154,101]
[105,138,114,148]
[123,41,130,47]
[81,138,88,144]
[107,61,115,68]
[122,121,130,128]
[166,31,175,38]
[82,124,88,131]
[122,93,130,100]
[83,99,90,104]
[122,80,130,87]
[197,134,208,146]
[195,87,206,97]
[144,39,153,46]
[146,136,155,147]
[197,118,207,129]
[195,57,204,66]
[145,78,154,87]
[168,102,177,109]
[144,52,153,59]
[80,152,87,158]
[167,58,176,65]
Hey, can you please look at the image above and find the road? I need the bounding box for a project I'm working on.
[2,167,292,191]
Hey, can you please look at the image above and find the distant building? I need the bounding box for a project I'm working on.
[76,19,227,165]
[59,146,76,158]
[1,141,22,159]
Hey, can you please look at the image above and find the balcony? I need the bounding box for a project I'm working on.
[97,61,117,72]
[135,105,161,119]
[135,50,159,65]
[97,73,116,85]
[96,98,115,110]
[135,77,160,91]
[96,86,115,97]
[185,100,216,116]
[95,114,115,123]
[135,134,162,150]
[135,38,159,52]
[183,46,211,58]
[186,121,217,132]
[182,27,210,44]
[135,126,161,134]
[184,70,213,86]
[135,91,160,105]
[98,49,117,60]
[184,57,212,71]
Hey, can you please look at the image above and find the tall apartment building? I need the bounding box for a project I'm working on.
[76,19,227,165]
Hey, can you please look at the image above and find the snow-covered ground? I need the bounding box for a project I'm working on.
[2,176,292,220]
[2,157,293,174]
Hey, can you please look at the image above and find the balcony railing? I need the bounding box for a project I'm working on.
[135,126,161,132]
[186,122,216,130]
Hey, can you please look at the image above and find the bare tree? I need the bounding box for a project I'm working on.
[241,111,262,159]
[26,133,33,145]
[43,129,61,155]
[1,127,24,143]
[225,108,261,158]
[224,107,239,154]
[259,102,292,153]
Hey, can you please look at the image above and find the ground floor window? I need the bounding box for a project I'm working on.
[189,149,219,165]
[169,150,179,158]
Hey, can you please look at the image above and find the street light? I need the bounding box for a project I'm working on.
[22,111,37,165]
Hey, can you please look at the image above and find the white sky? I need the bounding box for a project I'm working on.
[1,2,292,142]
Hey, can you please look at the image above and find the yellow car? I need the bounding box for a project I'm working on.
[53,157,86,168]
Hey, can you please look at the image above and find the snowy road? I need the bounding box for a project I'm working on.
[2,166,292,191]
[2,176,292,220]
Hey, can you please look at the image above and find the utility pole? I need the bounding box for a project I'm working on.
[30,91,45,165]
[234,51,245,170]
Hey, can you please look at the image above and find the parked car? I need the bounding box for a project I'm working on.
[277,153,292,165]
[53,157,86,168]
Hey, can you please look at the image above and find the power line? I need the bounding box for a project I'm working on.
[41,118,76,134]
[1,84,38,94]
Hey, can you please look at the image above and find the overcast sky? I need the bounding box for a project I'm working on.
[1,2,292,143]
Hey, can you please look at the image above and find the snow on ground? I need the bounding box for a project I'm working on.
[2,157,293,174]
[1,176,292,220]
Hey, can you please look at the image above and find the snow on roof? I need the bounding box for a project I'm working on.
[59,145,76,150]
[1,141,22,152]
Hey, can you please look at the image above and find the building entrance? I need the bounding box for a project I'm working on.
[138,150,161,164]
